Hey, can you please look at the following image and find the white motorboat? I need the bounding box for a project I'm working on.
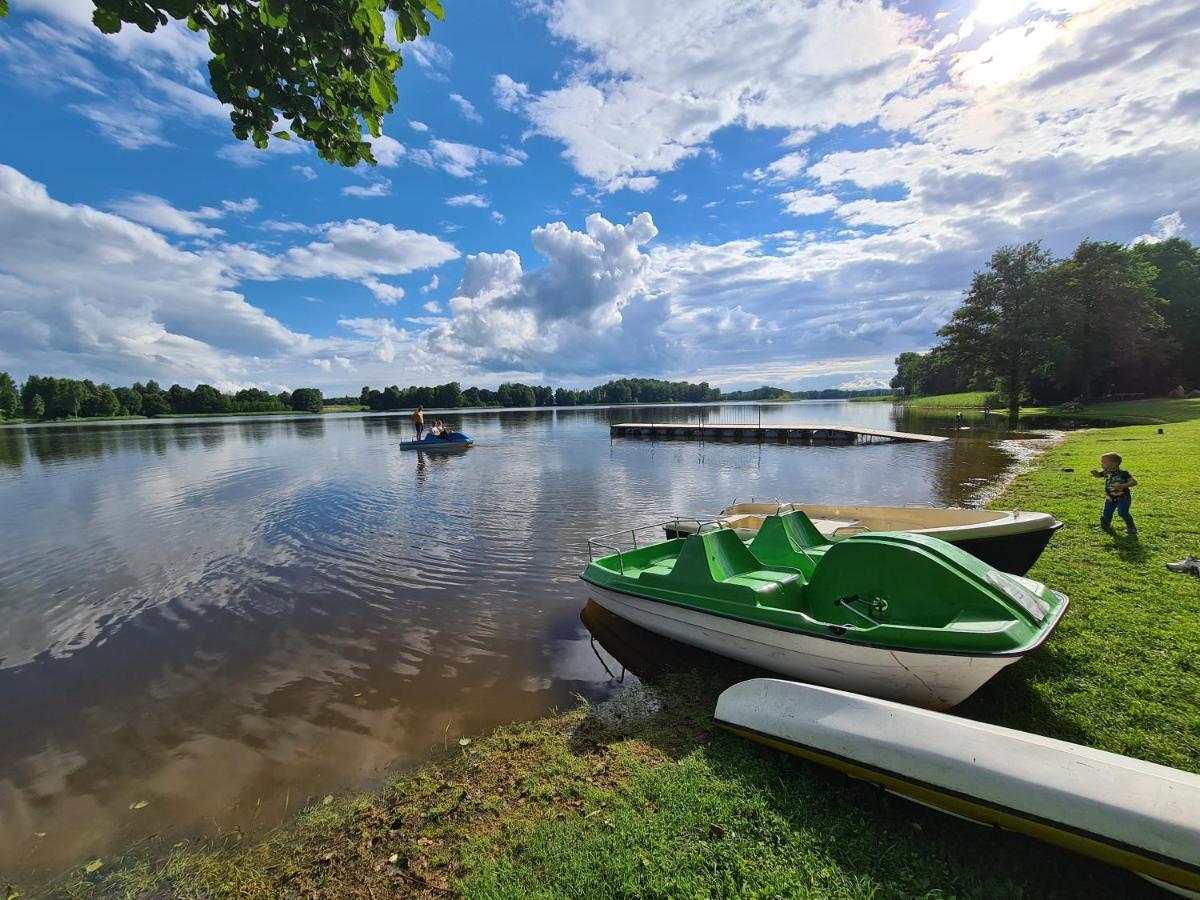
[665,501,1062,574]
[715,679,1200,899]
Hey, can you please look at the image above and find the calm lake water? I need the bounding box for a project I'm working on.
[0,401,1051,877]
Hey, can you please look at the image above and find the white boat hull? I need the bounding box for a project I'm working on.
[587,585,1019,709]
[715,679,1200,898]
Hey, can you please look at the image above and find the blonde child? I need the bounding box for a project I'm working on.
[1090,452,1138,536]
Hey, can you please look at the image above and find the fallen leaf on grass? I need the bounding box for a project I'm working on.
[84,859,103,874]
[129,800,149,810]
[458,738,471,746]
[322,795,333,806]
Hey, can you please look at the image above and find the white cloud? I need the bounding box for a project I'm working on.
[409,120,429,132]
[777,190,839,216]
[311,358,332,372]
[494,74,530,111]
[222,197,259,214]
[423,212,668,375]
[671,193,688,203]
[408,37,453,73]
[446,193,490,208]
[292,165,318,181]
[512,0,922,189]
[107,194,224,237]
[1132,212,1186,245]
[362,277,406,305]
[0,164,301,385]
[341,180,392,199]
[367,134,406,167]
[491,210,507,225]
[423,301,442,313]
[229,218,459,281]
[449,93,483,123]
[421,275,440,295]
[750,151,809,184]
[413,140,527,178]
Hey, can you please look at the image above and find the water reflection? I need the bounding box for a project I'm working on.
[0,402,1051,878]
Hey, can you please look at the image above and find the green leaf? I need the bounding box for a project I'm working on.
[92,8,122,33]
[423,0,445,20]
[84,859,103,874]
[260,0,288,28]
[0,1,10,19]
[272,130,292,140]
[129,799,149,810]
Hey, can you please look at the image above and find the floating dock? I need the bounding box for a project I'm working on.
[609,422,945,444]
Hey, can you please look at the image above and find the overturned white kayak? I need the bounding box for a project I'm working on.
[667,501,1062,574]
[715,679,1200,898]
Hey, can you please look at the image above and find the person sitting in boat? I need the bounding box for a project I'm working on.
[436,420,454,439]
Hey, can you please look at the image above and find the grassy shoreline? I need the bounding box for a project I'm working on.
[27,403,1200,898]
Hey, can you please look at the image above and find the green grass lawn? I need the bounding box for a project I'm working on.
[39,403,1200,899]
[1022,397,1200,425]
[897,390,1000,408]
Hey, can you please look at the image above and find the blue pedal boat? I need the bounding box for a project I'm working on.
[399,432,474,451]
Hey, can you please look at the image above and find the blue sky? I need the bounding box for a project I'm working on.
[1,0,1198,394]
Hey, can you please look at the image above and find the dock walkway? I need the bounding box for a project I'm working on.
[609,422,945,444]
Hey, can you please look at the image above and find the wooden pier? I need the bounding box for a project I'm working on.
[609,422,946,444]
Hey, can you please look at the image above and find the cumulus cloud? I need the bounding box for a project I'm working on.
[0,164,300,383]
[493,74,530,111]
[510,0,921,190]
[778,190,839,216]
[0,166,467,390]
[446,193,490,208]
[423,212,669,375]
[292,165,317,181]
[367,134,406,166]
[420,275,440,295]
[1132,212,1187,245]
[361,277,406,305]
[491,210,507,225]
[409,120,429,132]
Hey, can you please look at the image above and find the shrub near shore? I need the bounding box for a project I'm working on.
[50,403,1200,899]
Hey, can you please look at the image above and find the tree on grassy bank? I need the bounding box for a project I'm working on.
[893,237,1198,410]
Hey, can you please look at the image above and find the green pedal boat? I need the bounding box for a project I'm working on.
[582,510,1068,708]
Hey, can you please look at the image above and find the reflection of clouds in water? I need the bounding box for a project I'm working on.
[0,403,1044,875]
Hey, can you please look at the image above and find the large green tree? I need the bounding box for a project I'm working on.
[0,0,444,166]
[0,372,18,420]
[1056,241,1166,399]
[937,243,1061,417]
[1133,238,1200,386]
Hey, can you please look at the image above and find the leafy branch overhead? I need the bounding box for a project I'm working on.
[0,0,445,166]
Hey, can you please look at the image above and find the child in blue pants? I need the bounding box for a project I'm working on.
[1090,452,1138,536]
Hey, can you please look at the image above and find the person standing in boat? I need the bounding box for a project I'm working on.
[412,405,425,440]
[1091,452,1138,537]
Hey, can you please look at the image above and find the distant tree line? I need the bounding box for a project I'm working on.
[357,378,891,411]
[0,376,324,421]
[0,372,892,424]
[890,237,1200,415]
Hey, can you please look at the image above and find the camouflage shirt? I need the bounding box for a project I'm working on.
[1103,469,1134,498]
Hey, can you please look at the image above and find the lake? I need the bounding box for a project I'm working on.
[0,401,1051,877]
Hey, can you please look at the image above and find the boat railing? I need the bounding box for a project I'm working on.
[587,518,724,573]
